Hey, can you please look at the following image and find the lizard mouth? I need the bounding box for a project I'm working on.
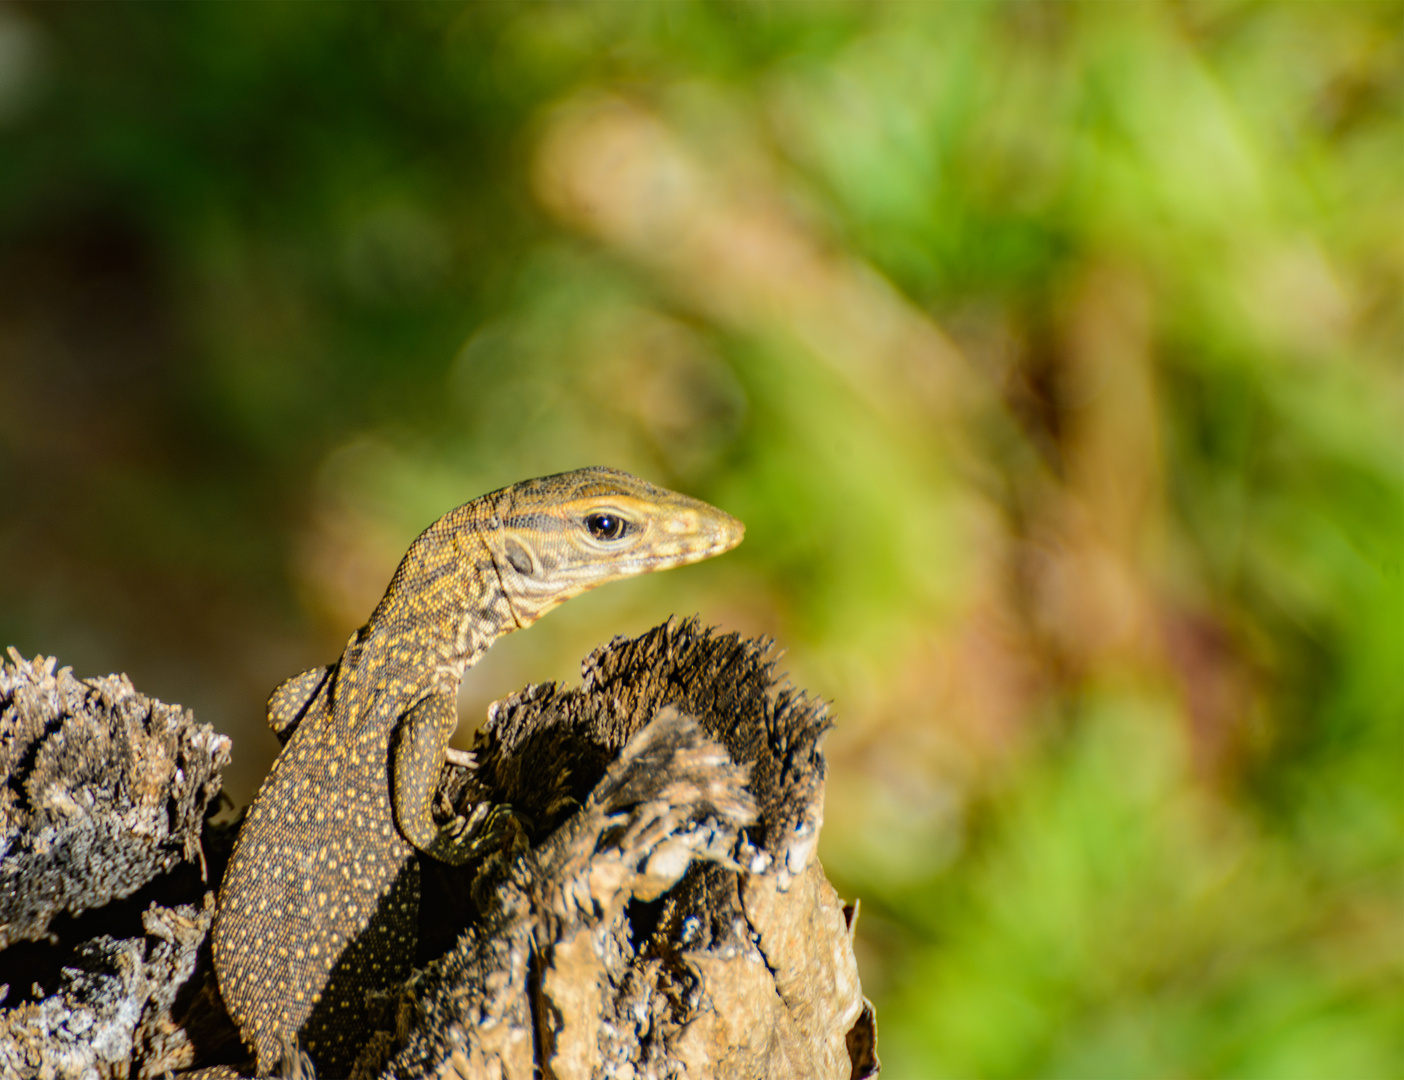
[642,508,744,570]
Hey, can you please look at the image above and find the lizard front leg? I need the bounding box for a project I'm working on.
[392,695,499,865]
[265,665,332,744]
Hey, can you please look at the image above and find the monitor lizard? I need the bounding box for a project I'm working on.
[211,467,744,1077]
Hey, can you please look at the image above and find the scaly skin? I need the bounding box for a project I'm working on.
[211,468,743,1076]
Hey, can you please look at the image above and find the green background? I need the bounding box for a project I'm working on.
[1,3,1399,1076]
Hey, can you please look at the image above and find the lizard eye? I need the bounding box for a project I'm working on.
[585,513,628,541]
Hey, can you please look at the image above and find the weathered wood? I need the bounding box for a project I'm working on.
[0,621,879,1079]
[0,650,231,1078]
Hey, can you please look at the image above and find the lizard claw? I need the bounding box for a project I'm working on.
[439,800,516,857]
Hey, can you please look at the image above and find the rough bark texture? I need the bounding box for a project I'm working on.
[0,621,879,1080]
[0,650,231,1078]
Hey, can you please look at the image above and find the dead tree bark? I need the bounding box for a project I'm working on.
[0,620,879,1079]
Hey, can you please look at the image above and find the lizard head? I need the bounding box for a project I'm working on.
[487,466,744,628]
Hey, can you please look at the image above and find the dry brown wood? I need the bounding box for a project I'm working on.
[0,621,879,1079]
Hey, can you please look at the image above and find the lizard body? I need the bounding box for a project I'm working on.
[211,468,743,1076]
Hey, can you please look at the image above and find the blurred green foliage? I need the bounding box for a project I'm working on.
[0,2,1399,1076]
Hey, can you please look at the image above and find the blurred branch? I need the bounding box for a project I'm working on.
[533,94,986,442]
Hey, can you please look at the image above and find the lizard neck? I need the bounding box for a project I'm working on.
[338,502,515,708]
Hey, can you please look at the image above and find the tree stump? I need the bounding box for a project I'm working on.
[0,620,879,1079]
